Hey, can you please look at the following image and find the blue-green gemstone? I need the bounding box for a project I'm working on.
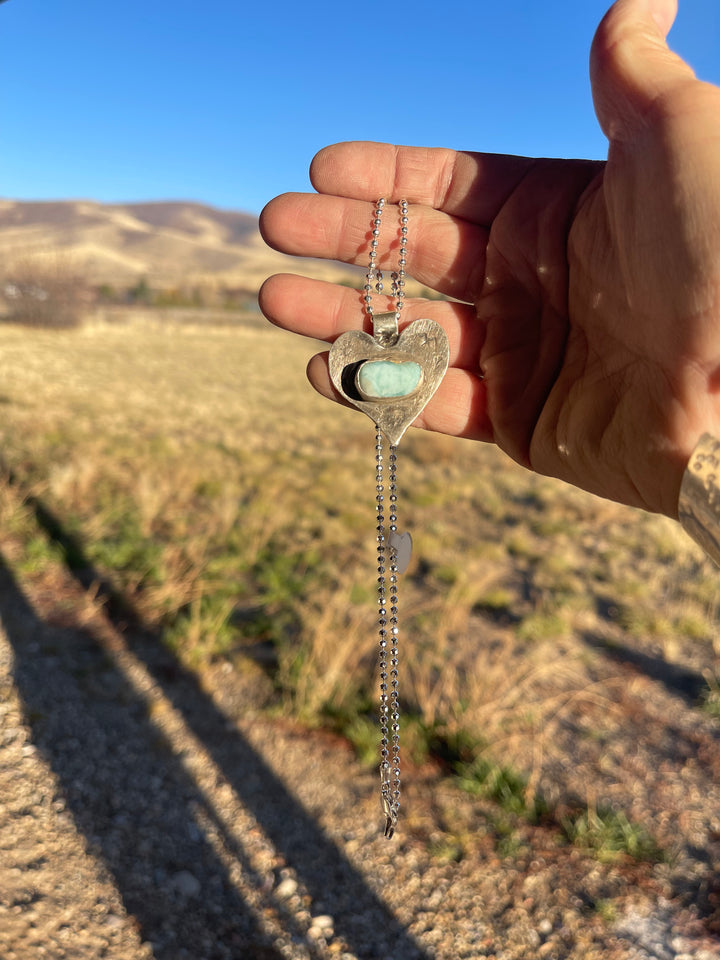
[356,360,422,399]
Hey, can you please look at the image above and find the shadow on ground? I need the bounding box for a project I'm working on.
[0,479,429,960]
[581,631,708,706]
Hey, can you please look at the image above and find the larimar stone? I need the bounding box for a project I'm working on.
[356,360,422,399]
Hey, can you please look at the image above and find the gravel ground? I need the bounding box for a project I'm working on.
[1,531,720,960]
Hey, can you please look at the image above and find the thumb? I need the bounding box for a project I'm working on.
[590,0,696,142]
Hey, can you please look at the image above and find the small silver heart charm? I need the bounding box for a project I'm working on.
[328,317,449,446]
[388,529,413,575]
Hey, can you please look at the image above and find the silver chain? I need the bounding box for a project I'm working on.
[376,429,401,837]
[364,198,408,324]
[366,198,408,838]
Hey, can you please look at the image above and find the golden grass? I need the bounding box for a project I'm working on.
[0,312,717,808]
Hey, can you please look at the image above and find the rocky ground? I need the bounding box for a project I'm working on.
[1,524,720,960]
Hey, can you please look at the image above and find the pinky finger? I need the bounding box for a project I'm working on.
[306,353,491,443]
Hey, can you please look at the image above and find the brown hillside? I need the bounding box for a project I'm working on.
[0,198,358,290]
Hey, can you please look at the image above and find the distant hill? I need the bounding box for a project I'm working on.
[0,198,357,291]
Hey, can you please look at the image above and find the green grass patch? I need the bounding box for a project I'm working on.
[517,611,569,642]
[561,806,664,863]
[455,754,546,821]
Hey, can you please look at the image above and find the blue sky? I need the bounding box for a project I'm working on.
[1,0,718,214]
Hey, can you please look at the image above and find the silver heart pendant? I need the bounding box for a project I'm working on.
[328,318,449,446]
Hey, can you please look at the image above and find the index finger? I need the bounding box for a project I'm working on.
[310,141,537,224]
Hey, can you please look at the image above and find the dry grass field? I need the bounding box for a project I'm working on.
[0,310,719,865]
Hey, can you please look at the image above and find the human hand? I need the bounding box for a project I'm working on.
[260,0,720,518]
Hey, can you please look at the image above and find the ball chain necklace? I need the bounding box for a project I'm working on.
[328,199,449,838]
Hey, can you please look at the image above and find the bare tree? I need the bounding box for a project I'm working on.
[2,254,90,328]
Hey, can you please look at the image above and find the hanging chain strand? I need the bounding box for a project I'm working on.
[331,197,447,835]
[365,198,407,325]
[376,428,401,837]
[366,198,408,838]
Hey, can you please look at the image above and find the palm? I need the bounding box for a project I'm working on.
[473,153,683,514]
[261,64,720,518]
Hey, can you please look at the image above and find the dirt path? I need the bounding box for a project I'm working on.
[1,518,720,960]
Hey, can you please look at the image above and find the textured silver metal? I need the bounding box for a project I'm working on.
[372,310,400,346]
[330,199,448,445]
[328,318,449,446]
[679,432,720,567]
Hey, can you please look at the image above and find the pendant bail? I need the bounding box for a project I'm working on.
[372,311,399,347]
